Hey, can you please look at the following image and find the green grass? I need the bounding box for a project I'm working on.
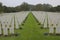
[0,12,60,40]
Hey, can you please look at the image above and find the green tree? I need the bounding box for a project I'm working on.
[0,2,3,13]
[16,2,30,11]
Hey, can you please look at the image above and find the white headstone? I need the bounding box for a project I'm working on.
[56,20,60,34]
[15,16,19,29]
[11,16,14,28]
[3,27,8,35]
[49,26,54,34]
[56,27,60,34]
[43,13,48,28]
[2,22,5,29]
[9,16,14,34]
[9,27,14,34]
[55,14,60,34]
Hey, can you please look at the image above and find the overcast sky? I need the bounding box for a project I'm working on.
[0,0,60,7]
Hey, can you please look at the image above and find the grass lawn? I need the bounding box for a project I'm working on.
[0,12,60,40]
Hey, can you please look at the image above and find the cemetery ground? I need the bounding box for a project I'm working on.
[0,12,60,40]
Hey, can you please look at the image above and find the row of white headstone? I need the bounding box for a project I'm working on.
[49,13,60,34]
[0,15,14,36]
[32,11,60,34]
[0,11,29,36]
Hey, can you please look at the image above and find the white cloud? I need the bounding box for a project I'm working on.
[0,0,60,7]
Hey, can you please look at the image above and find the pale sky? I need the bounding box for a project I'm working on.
[0,0,60,7]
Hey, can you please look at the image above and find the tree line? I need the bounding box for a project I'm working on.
[0,2,60,13]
